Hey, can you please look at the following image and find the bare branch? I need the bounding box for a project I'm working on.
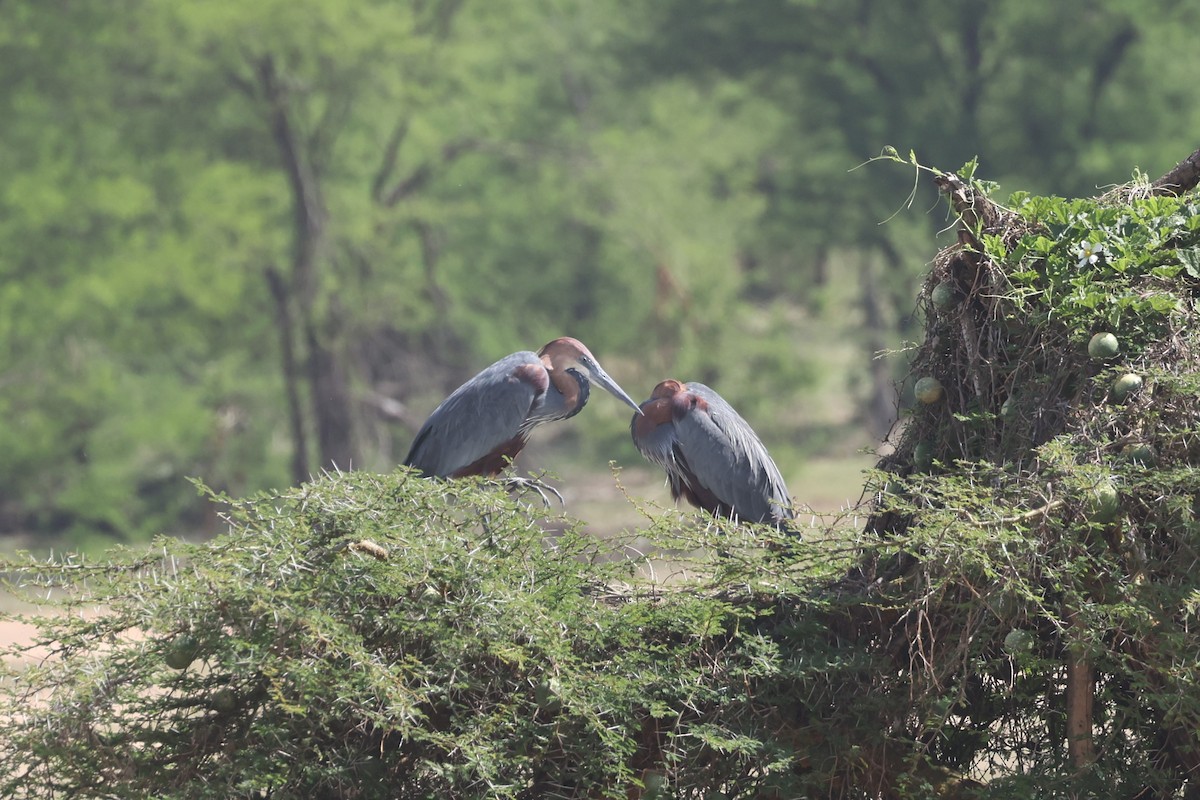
[372,120,411,204]
[932,172,1009,250]
[377,138,479,208]
[309,83,356,174]
[255,54,327,305]
[381,163,433,207]
[1081,25,1137,140]
[1151,146,1200,197]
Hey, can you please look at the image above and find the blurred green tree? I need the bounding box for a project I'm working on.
[625,0,1200,435]
[2,0,1199,545]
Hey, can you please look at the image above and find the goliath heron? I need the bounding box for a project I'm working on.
[631,379,795,530]
[404,337,641,479]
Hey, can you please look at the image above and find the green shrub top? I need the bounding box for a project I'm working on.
[1,472,863,799]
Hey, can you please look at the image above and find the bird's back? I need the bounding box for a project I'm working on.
[675,382,794,527]
[404,351,546,477]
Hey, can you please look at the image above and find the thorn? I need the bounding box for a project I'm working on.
[504,476,565,508]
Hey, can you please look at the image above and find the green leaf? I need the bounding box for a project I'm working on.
[1179,247,1200,278]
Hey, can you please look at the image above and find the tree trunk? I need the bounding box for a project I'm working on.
[306,310,358,471]
[1065,610,1097,770]
[266,266,310,484]
[257,54,359,473]
[859,252,897,440]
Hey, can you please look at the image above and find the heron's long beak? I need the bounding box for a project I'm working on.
[589,365,644,415]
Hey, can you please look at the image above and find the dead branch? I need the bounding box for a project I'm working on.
[1151,146,1200,197]
[932,172,1010,251]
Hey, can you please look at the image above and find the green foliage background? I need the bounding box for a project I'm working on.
[1,0,1199,545]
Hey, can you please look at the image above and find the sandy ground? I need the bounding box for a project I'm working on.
[0,594,67,665]
[0,618,40,660]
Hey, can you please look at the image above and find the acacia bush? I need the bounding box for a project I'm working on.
[0,472,870,799]
[4,155,1200,799]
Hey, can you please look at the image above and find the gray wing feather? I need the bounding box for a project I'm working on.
[404,351,543,477]
[677,383,793,524]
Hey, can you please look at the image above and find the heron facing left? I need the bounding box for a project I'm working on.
[631,379,796,531]
[404,337,642,479]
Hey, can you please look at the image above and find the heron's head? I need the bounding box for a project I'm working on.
[632,380,683,438]
[649,379,685,400]
[538,337,642,414]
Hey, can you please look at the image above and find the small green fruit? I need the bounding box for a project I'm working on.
[1087,480,1120,524]
[643,771,668,797]
[1121,443,1157,467]
[211,688,237,713]
[164,635,200,671]
[993,591,1018,621]
[931,282,958,310]
[878,479,907,512]
[1110,373,1143,403]
[1087,332,1120,359]
[914,376,944,404]
[913,441,933,472]
[535,678,562,714]
[1003,629,1034,655]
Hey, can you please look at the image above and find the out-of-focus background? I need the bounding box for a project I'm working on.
[2,0,1197,552]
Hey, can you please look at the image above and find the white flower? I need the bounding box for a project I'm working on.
[1077,241,1105,268]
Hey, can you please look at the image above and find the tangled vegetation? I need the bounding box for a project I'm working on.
[861,152,1200,797]
[3,151,1200,798]
[0,474,862,799]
